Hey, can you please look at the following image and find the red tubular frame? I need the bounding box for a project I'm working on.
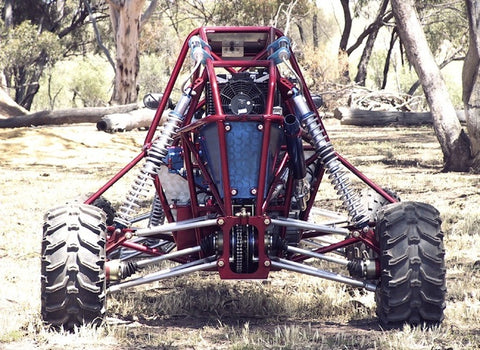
[87,26,397,279]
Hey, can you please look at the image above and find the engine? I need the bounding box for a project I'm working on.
[200,72,283,203]
[206,72,269,116]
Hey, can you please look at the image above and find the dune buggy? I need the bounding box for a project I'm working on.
[41,26,446,330]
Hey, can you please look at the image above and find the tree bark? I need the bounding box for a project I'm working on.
[354,0,390,86]
[107,0,146,105]
[338,0,352,82]
[463,0,480,171]
[0,104,138,128]
[391,0,471,172]
[312,12,318,48]
[97,107,159,132]
[4,0,13,29]
[381,29,398,89]
[334,107,466,126]
[0,87,28,118]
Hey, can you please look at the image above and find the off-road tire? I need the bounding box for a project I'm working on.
[41,204,107,330]
[346,188,399,263]
[375,201,446,329]
[74,193,116,226]
[361,187,400,223]
[90,196,115,226]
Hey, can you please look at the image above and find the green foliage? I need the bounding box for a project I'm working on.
[33,55,113,110]
[0,21,61,67]
[212,0,309,27]
[138,54,174,98]
[418,1,467,55]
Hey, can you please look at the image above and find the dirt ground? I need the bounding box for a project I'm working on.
[1,119,479,349]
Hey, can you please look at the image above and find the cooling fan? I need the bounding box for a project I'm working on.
[219,75,266,115]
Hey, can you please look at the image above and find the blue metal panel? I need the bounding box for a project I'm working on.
[200,121,283,199]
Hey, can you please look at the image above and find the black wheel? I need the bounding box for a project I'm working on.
[346,188,399,264]
[41,204,107,330]
[90,196,115,226]
[361,187,400,223]
[375,201,446,329]
[75,193,116,226]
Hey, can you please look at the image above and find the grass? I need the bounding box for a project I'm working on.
[1,120,479,349]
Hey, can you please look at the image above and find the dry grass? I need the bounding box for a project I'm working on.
[1,119,479,349]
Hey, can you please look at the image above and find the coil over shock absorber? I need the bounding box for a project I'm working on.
[291,89,369,227]
[267,36,367,227]
[114,92,192,227]
[114,35,211,228]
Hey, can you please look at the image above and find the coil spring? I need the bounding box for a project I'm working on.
[148,193,165,227]
[114,112,184,227]
[303,112,369,227]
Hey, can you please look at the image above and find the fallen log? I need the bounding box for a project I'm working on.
[97,108,157,132]
[334,107,466,126]
[0,104,139,128]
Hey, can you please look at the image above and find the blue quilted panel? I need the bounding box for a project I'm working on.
[200,122,283,199]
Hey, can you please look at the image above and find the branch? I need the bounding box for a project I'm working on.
[141,0,158,28]
[84,0,116,71]
[339,0,352,51]
[407,52,465,95]
[105,0,122,11]
[346,12,393,55]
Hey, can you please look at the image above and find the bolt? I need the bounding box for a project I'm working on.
[264,218,271,225]
[264,260,271,267]
[362,226,370,233]
[250,188,257,195]
[125,231,133,239]
[352,230,360,238]
[217,218,225,226]
[225,124,231,132]
[231,189,238,196]
[257,124,264,131]
[217,260,225,267]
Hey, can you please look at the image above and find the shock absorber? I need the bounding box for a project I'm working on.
[148,193,165,227]
[114,36,213,228]
[267,37,367,226]
[291,89,368,227]
[114,92,192,227]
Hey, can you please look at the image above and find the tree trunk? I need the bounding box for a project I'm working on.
[0,104,138,128]
[334,107,466,126]
[0,87,28,118]
[381,29,398,89]
[4,0,13,29]
[107,0,146,105]
[391,0,471,172]
[354,0,390,86]
[463,0,480,171]
[338,0,352,83]
[312,12,318,48]
[97,107,159,132]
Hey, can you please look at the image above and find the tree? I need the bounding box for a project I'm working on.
[463,0,480,171]
[353,0,392,86]
[106,0,158,105]
[0,21,62,110]
[0,0,108,110]
[390,0,471,172]
[336,0,394,85]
